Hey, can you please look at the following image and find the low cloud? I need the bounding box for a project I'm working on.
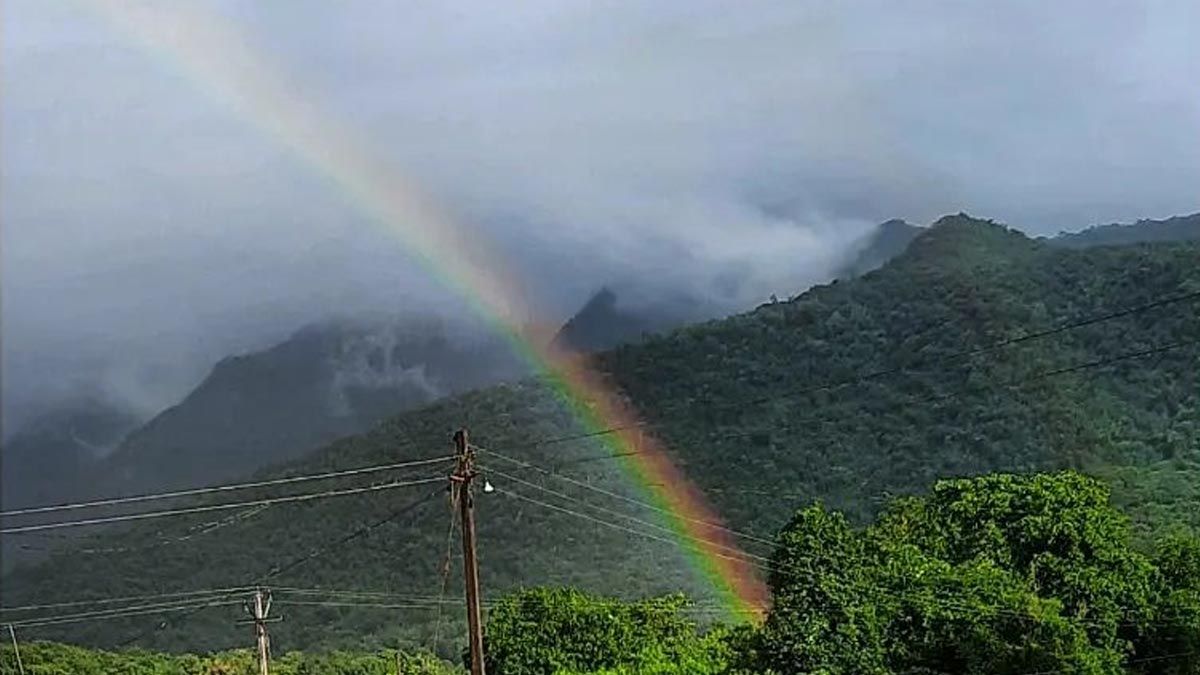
[3,0,1198,430]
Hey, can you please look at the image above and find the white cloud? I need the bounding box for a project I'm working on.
[2,0,1198,428]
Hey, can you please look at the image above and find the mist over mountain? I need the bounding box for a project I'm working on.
[1,315,527,515]
[5,1,1198,447]
[6,215,1197,653]
[551,286,713,353]
[0,397,141,510]
[836,219,925,279]
[1048,212,1200,249]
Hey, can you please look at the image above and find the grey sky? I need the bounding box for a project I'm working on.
[3,0,1198,429]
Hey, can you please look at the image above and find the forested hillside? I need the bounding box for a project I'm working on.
[3,215,1198,656]
[1051,213,1200,249]
[97,317,524,497]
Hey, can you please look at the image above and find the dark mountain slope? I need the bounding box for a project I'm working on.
[551,286,703,353]
[4,215,1198,654]
[96,318,525,496]
[836,218,923,278]
[551,287,658,352]
[0,399,141,510]
[602,215,1199,529]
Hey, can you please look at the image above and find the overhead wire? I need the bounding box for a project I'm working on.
[0,587,253,615]
[492,289,1200,453]
[669,288,1200,415]
[1015,650,1198,675]
[11,505,271,554]
[0,476,446,534]
[475,445,777,549]
[431,485,459,656]
[108,486,445,647]
[482,336,1199,470]
[480,464,776,562]
[0,455,453,517]
[492,482,1198,631]
[6,289,1197,650]
[272,600,449,610]
[5,599,244,630]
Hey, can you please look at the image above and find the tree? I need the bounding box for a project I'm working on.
[755,471,1200,675]
[482,587,730,675]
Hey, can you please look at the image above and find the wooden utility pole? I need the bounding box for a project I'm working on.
[236,588,277,675]
[7,624,25,675]
[452,428,486,675]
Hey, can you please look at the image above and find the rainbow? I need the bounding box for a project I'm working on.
[87,2,767,618]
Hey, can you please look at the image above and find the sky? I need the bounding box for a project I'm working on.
[3,0,1198,431]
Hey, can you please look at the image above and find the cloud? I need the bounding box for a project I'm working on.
[3,0,1198,429]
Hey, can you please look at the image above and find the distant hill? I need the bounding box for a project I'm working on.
[6,215,1197,654]
[551,287,703,353]
[0,398,141,510]
[837,212,1200,279]
[836,218,923,278]
[95,317,524,497]
[1049,212,1200,249]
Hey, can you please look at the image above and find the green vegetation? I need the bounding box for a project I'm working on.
[0,642,456,674]
[1050,213,1200,249]
[3,216,1198,656]
[752,471,1200,674]
[8,472,1200,673]
[482,588,735,675]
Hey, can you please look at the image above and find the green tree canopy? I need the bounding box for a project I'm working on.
[482,587,732,675]
[756,471,1200,675]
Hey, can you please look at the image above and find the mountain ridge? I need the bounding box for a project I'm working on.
[5,215,1197,655]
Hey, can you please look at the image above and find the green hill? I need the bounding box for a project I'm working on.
[3,215,1198,657]
[1049,212,1200,249]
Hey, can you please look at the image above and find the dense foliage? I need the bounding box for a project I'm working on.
[0,642,457,675]
[1049,213,1200,249]
[7,472,1200,674]
[752,472,1200,675]
[482,588,734,675]
[3,216,1197,654]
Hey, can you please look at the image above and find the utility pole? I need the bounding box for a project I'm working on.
[7,624,25,675]
[236,588,278,675]
[452,428,486,675]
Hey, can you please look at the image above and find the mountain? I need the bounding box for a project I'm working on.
[551,286,703,353]
[837,212,1200,279]
[4,215,1198,655]
[836,218,923,278]
[1049,212,1200,249]
[0,398,141,509]
[94,317,525,497]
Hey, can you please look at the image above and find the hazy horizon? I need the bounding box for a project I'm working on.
[4,0,1198,431]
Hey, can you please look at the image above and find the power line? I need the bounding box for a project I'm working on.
[5,597,246,627]
[6,600,243,630]
[495,482,1197,632]
[481,465,776,563]
[673,288,1200,415]
[488,336,1199,466]
[431,489,459,656]
[1,587,253,615]
[475,444,775,549]
[1,456,453,518]
[272,600,448,610]
[1016,650,1198,675]
[12,505,270,553]
[0,477,445,534]
[111,486,444,647]
[493,486,771,577]
[274,588,452,602]
[495,290,1200,453]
